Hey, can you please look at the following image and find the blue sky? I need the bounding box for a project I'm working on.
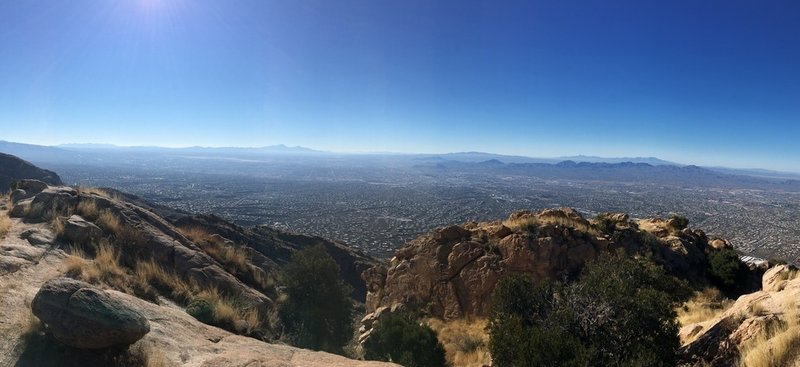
[0,1,798,171]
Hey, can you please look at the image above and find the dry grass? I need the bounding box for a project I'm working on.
[63,251,88,278]
[678,288,734,327]
[426,318,491,367]
[97,210,122,234]
[0,211,11,239]
[134,259,194,303]
[178,226,212,243]
[180,225,247,272]
[76,199,100,220]
[203,241,249,275]
[179,225,275,291]
[750,301,768,317]
[540,216,600,235]
[738,303,800,367]
[94,242,126,280]
[505,215,600,236]
[503,216,539,233]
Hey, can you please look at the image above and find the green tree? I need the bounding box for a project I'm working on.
[363,312,447,367]
[488,253,684,367]
[279,245,354,353]
[707,248,747,295]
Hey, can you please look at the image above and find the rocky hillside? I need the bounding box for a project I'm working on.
[362,208,760,320]
[0,179,395,366]
[0,152,62,189]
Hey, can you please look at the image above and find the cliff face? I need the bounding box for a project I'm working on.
[362,208,757,320]
[0,152,62,189]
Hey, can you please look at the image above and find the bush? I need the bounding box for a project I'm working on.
[364,312,447,367]
[279,245,354,354]
[668,213,689,230]
[707,248,748,296]
[488,252,684,367]
[186,299,214,324]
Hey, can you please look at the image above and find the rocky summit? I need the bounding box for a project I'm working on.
[362,208,760,320]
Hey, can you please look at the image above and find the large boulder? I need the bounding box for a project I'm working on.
[62,215,103,245]
[31,277,150,349]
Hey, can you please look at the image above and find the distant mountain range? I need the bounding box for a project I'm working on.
[1,140,797,180]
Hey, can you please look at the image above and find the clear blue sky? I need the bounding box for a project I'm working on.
[1,1,798,171]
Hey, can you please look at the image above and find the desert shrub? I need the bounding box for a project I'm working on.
[592,214,615,235]
[488,252,684,367]
[426,318,490,367]
[668,213,690,230]
[0,211,11,239]
[707,248,748,295]
[364,312,447,367]
[278,245,354,353]
[186,299,215,324]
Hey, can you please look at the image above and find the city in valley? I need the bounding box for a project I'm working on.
[25,145,799,263]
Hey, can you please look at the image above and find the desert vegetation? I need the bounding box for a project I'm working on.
[0,209,11,239]
[363,311,447,367]
[426,318,490,367]
[278,244,354,353]
[707,248,750,296]
[738,303,800,367]
[677,288,734,327]
[488,252,687,367]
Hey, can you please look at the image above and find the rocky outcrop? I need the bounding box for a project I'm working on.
[363,208,743,322]
[0,153,62,190]
[31,277,150,349]
[1,215,398,367]
[679,264,800,366]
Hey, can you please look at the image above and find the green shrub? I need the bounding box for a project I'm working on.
[488,252,684,367]
[707,248,748,296]
[668,213,689,230]
[279,245,354,354]
[186,298,214,324]
[364,312,447,367]
[593,215,615,235]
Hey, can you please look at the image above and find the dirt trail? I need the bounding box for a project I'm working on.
[0,215,66,365]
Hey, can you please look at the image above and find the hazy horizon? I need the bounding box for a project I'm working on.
[7,138,800,175]
[2,1,799,171]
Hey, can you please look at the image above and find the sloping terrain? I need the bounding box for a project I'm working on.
[0,181,395,366]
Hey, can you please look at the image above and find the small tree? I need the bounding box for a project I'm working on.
[279,245,354,353]
[707,248,748,296]
[363,312,447,367]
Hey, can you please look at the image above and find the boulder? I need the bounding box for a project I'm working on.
[62,215,103,245]
[20,228,55,247]
[10,189,28,203]
[31,277,150,349]
[8,198,31,218]
[13,179,49,195]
